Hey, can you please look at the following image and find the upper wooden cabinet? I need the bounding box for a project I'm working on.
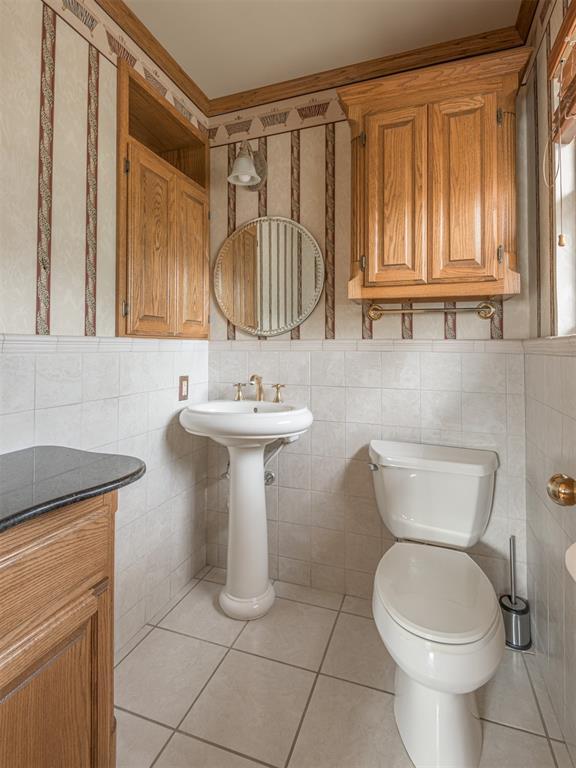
[338,47,531,303]
[117,62,209,338]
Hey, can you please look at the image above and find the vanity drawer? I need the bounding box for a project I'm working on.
[0,496,113,643]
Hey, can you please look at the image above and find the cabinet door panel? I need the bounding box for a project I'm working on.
[127,141,175,336]
[366,105,427,285]
[175,179,209,338]
[429,93,498,282]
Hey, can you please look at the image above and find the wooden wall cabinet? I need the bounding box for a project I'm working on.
[117,62,209,338]
[0,495,117,768]
[338,47,531,303]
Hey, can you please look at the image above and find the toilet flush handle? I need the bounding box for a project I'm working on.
[368,463,379,472]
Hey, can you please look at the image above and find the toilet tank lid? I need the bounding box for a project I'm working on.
[369,440,498,477]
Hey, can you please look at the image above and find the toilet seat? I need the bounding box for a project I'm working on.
[374,542,499,645]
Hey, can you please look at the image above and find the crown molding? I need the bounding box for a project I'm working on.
[96,2,537,118]
[94,0,211,116]
[207,26,523,116]
[515,0,539,44]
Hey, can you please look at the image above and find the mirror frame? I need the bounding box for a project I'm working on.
[213,216,325,337]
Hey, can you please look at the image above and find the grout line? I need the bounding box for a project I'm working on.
[147,578,203,625]
[114,705,174,731]
[173,731,278,768]
[317,671,394,697]
[114,626,154,668]
[147,623,239,650]
[149,642,235,768]
[282,597,344,768]
[521,653,561,768]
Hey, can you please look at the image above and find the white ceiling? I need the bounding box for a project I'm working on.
[125,0,521,99]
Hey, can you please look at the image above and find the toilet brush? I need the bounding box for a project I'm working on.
[499,535,531,650]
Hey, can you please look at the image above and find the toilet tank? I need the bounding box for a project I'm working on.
[369,440,499,549]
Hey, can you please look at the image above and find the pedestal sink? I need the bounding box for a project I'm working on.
[179,400,313,619]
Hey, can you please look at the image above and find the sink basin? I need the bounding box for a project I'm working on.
[179,399,313,620]
[179,400,312,446]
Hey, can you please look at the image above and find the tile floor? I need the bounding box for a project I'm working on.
[115,568,573,768]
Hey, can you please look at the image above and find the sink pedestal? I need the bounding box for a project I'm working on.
[219,445,275,620]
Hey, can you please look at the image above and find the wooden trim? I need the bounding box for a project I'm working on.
[515,0,539,43]
[338,47,531,109]
[94,0,210,115]
[208,26,523,115]
[548,0,576,79]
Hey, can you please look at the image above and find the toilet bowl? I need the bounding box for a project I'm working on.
[369,441,504,768]
[373,542,504,768]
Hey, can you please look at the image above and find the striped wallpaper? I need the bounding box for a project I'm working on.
[0,0,208,337]
[0,0,568,340]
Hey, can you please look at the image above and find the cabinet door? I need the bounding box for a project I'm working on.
[0,586,113,768]
[365,105,427,285]
[174,178,209,338]
[126,140,176,336]
[429,93,498,282]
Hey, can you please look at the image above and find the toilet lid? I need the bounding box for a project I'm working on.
[374,542,499,645]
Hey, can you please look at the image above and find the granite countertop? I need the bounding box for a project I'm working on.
[0,446,146,533]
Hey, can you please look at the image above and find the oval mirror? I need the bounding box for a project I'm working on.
[214,217,325,336]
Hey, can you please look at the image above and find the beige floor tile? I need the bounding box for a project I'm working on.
[341,595,372,618]
[288,675,410,768]
[115,709,171,768]
[479,722,555,767]
[478,650,544,735]
[204,567,227,584]
[114,628,226,726]
[551,741,574,768]
[321,612,395,692]
[160,581,245,646]
[147,580,199,625]
[155,733,262,768]
[181,650,314,767]
[114,625,153,667]
[234,598,337,670]
[523,652,565,740]
[274,580,343,610]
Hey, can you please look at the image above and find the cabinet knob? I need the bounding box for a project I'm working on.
[547,474,576,507]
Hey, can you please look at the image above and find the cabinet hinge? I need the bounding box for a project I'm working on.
[359,131,366,146]
[497,244,504,264]
[124,158,130,174]
[496,108,503,126]
[121,300,129,317]
[360,255,367,271]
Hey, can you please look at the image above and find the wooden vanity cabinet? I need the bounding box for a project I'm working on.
[0,494,117,768]
[117,62,209,338]
[338,47,531,303]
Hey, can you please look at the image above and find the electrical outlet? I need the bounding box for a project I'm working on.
[179,375,189,401]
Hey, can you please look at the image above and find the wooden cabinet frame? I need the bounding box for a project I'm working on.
[116,61,210,338]
[0,494,117,767]
[338,47,531,303]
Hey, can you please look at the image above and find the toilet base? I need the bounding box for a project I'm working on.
[394,668,482,768]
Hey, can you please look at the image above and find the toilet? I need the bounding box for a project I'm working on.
[369,440,505,768]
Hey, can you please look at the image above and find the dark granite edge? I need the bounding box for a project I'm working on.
[0,462,146,534]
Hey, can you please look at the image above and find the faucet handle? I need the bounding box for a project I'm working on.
[272,384,286,403]
[233,383,246,401]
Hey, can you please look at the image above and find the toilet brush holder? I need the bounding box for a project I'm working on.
[499,535,531,650]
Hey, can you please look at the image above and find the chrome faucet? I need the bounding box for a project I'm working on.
[249,373,264,401]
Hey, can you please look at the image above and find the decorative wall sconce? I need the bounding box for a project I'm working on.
[227,140,267,191]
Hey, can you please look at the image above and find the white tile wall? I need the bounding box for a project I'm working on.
[0,334,209,650]
[524,338,576,763]
[208,339,527,600]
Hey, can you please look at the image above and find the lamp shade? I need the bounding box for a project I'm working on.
[227,141,261,186]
